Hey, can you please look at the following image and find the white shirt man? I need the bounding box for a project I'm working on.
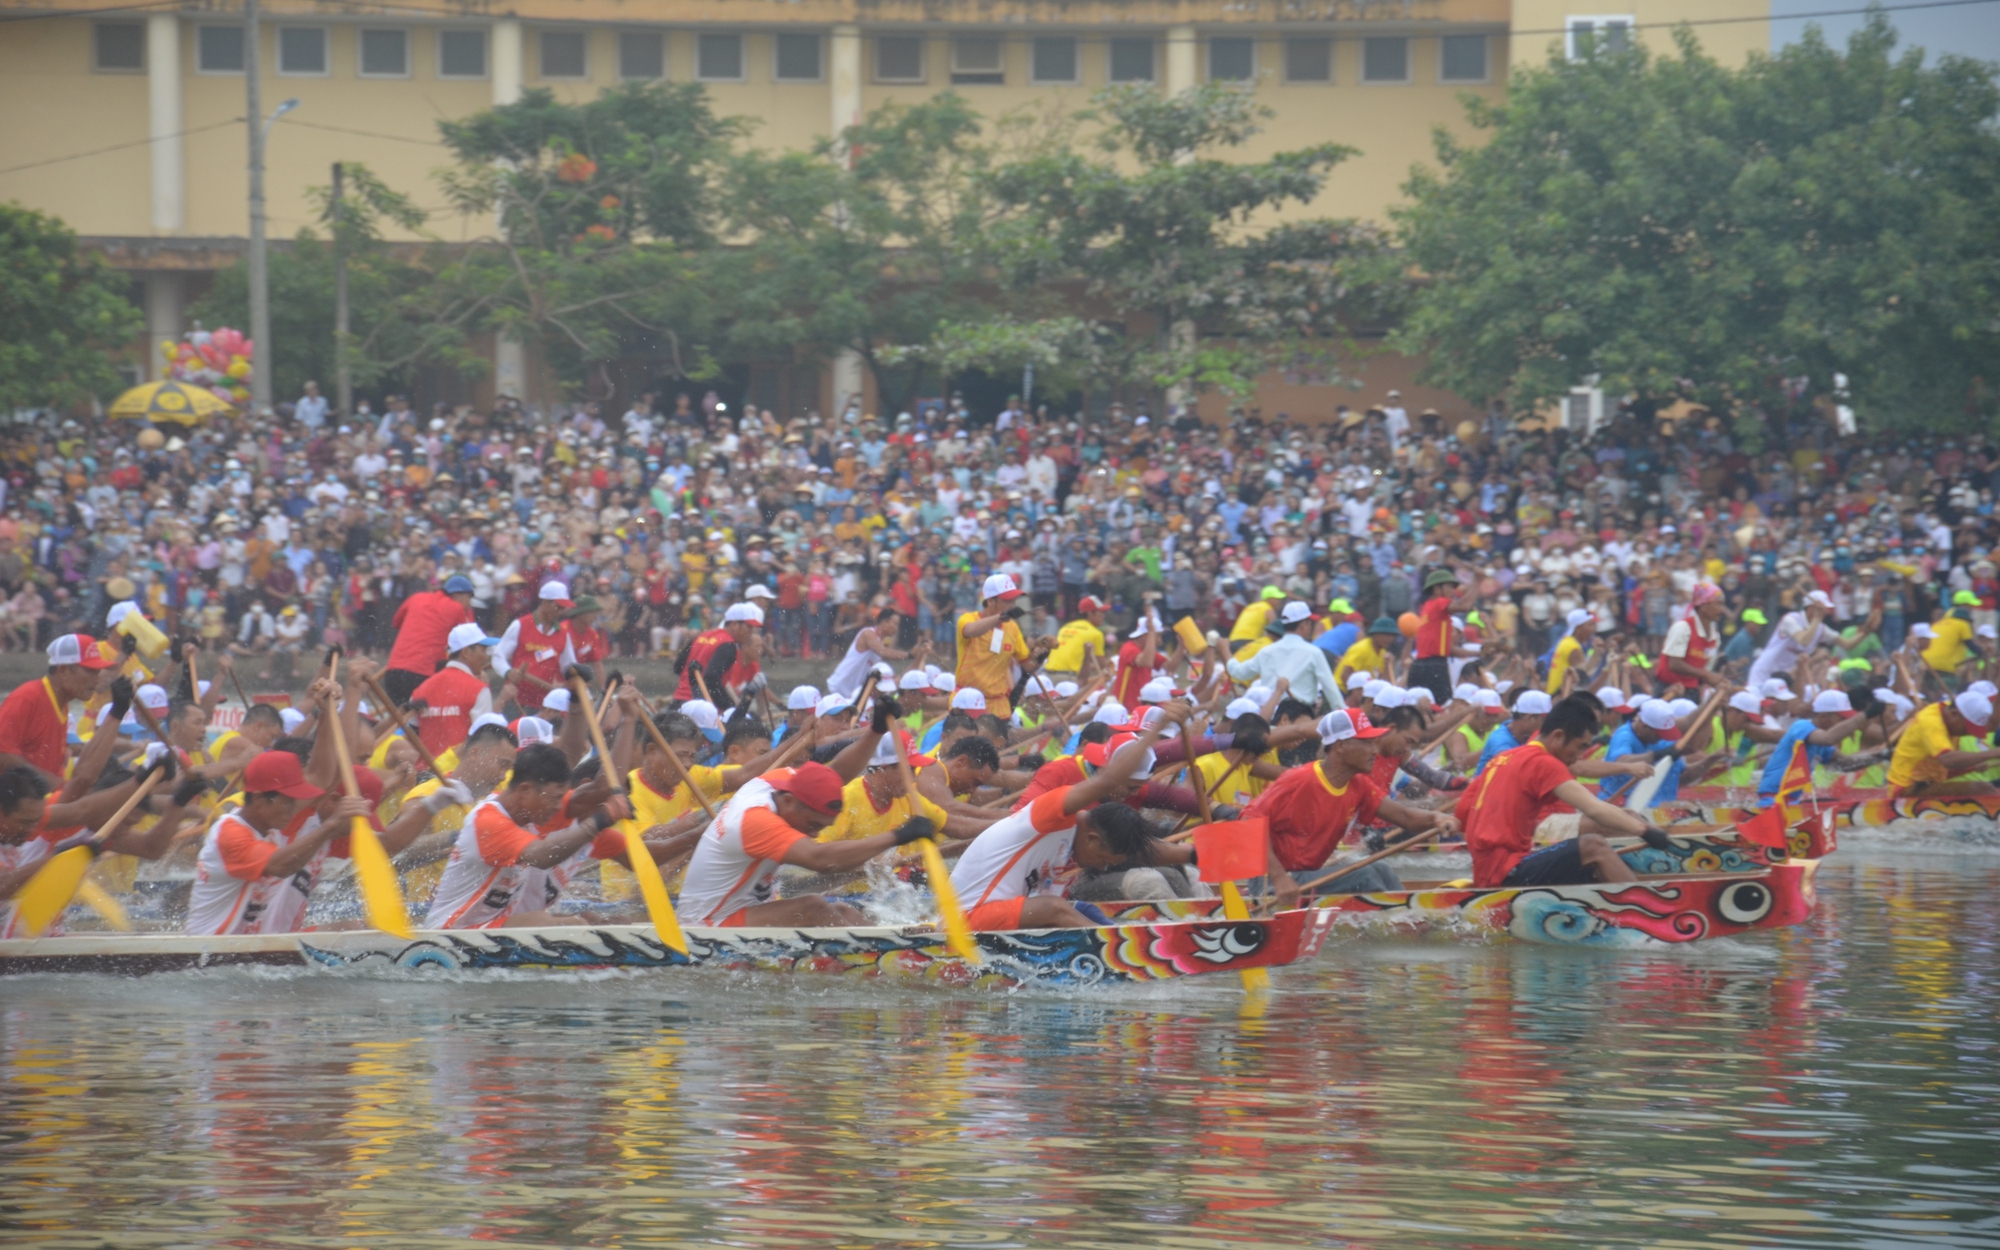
[1026,451,1059,498]
[353,447,388,480]
[295,383,329,431]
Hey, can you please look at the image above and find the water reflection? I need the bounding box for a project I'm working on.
[3,850,1997,1248]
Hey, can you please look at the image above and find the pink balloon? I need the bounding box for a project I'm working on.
[211,386,235,403]
[239,339,254,360]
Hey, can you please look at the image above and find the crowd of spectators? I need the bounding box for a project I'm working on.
[3,384,1997,690]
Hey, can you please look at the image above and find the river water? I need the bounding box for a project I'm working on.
[4,843,1997,1249]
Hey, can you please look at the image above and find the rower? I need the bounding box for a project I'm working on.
[949,700,1190,931]
[912,736,1006,828]
[493,581,578,711]
[409,623,503,759]
[1472,690,1551,776]
[817,736,959,854]
[1255,708,1461,909]
[1544,609,1597,694]
[211,702,285,775]
[826,604,919,699]
[1444,689,1505,771]
[0,633,116,785]
[675,696,931,927]
[1335,618,1401,692]
[184,752,376,936]
[1459,695,1660,889]
[1598,698,1708,806]
[1756,690,1876,809]
[1887,690,2000,797]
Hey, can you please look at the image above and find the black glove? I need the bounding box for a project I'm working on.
[588,807,620,833]
[1004,606,1026,621]
[1641,826,1674,851]
[172,772,208,807]
[120,632,138,656]
[1231,728,1270,757]
[1362,829,1387,854]
[605,669,624,690]
[871,695,903,734]
[107,676,134,721]
[568,663,597,686]
[892,816,936,847]
[151,749,178,782]
[1212,804,1241,822]
[50,831,102,857]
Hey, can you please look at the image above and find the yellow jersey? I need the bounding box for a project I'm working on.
[818,775,947,859]
[1229,601,1274,644]
[1335,636,1388,689]
[1888,703,1954,789]
[1045,619,1106,672]
[1923,615,1975,673]
[396,776,468,905]
[955,612,1028,699]
[1546,634,1584,694]
[1194,749,1274,808]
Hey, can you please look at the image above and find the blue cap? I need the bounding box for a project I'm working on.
[442,575,474,595]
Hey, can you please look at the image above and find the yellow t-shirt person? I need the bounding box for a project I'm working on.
[955,611,1028,701]
[1194,750,1271,809]
[1888,703,1955,789]
[1545,634,1584,694]
[818,776,948,859]
[1335,636,1388,689]
[1045,619,1105,673]
[605,765,727,898]
[1229,601,1274,645]
[1923,614,1975,673]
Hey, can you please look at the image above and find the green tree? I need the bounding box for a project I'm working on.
[722,95,997,412]
[1393,17,2000,430]
[961,83,1392,402]
[0,203,142,411]
[192,164,458,403]
[434,83,744,390]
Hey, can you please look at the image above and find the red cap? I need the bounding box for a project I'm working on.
[768,762,845,816]
[244,752,325,800]
[1077,596,1107,613]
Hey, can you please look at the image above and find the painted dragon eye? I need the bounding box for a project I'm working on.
[1716,880,1772,924]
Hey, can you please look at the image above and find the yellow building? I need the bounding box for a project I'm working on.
[0,0,1771,416]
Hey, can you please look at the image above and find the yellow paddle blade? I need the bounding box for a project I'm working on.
[347,818,413,939]
[1220,880,1273,993]
[919,838,981,964]
[622,825,688,955]
[73,878,132,931]
[11,846,94,937]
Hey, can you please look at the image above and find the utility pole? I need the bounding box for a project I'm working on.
[331,161,351,418]
[245,0,270,415]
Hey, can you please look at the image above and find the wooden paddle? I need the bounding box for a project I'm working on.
[626,688,719,819]
[889,729,979,964]
[1619,685,1726,812]
[571,670,688,954]
[11,765,165,937]
[360,672,448,780]
[1296,826,1447,895]
[322,668,414,940]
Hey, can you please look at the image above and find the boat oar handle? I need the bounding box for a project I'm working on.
[1296,826,1446,894]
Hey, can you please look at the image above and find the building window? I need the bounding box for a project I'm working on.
[775,33,822,81]
[93,22,145,72]
[1566,16,1632,57]
[1361,36,1409,82]
[696,33,743,81]
[1284,37,1331,82]
[358,29,408,77]
[875,35,923,83]
[1108,37,1154,83]
[951,37,1002,84]
[1031,37,1078,84]
[278,27,328,76]
[619,31,664,80]
[438,29,487,78]
[1439,33,1489,82]
[1208,37,1254,82]
[197,24,244,73]
[539,30,586,79]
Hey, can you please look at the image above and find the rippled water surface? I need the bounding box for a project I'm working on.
[5,843,1998,1248]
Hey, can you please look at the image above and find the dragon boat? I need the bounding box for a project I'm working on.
[0,908,1336,988]
[1101,829,1828,948]
[1654,784,2000,836]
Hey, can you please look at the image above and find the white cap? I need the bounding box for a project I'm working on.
[1978,624,1997,640]
[1971,681,2000,699]
[950,688,988,712]
[980,572,1023,601]
[681,699,722,730]
[1761,679,1795,700]
[542,687,572,712]
[1453,683,1482,702]
[1812,689,1853,714]
[1279,601,1313,625]
[1025,674,1057,697]
[1805,589,1834,609]
[1362,679,1391,703]
[814,693,853,718]
[868,736,902,768]
[898,671,931,691]
[539,581,570,601]
[1728,690,1765,716]
[745,584,776,600]
[1409,687,1436,706]
[448,622,501,653]
[1877,687,1914,716]
[1566,607,1596,629]
[1514,690,1554,716]
[1129,612,1164,639]
[787,684,822,711]
[1092,700,1129,726]
[135,683,170,711]
[471,712,511,734]
[1595,687,1629,711]
[1225,696,1262,719]
[1318,708,1386,745]
[1138,678,1175,704]
[514,715,555,746]
[279,708,306,733]
[1667,698,1698,718]
[1911,622,1937,640]
[1346,672,1373,691]
[45,634,103,666]
[1955,690,1994,729]
[933,673,957,694]
[1246,684,1275,705]
[724,602,766,625]
[1055,681,1079,699]
[106,601,139,629]
[1636,700,1680,735]
[875,661,897,681]
[1474,689,1505,710]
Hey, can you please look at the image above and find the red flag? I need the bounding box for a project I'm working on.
[1193,819,1271,883]
[1735,802,1789,849]
[1777,737,1812,805]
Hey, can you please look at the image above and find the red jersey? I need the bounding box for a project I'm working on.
[0,677,69,779]
[508,613,572,697]
[569,624,610,668]
[1460,741,1576,887]
[1113,641,1164,710]
[410,662,489,756]
[1414,595,1454,659]
[386,590,474,675]
[1244,761,1384,873]
[674,628,758,700]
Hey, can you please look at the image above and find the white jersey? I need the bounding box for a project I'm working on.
[675,775,808,925]
[187,809,335,936]
[426,793,597,929]
[949,787,1081,909]
[0,834,57,939]
[826,630,886,699]
[1748,612,1826,687]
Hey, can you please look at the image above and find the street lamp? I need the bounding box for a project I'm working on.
[243,0,299,415]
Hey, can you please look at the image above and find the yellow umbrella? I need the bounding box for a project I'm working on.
[107,380,234,425]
